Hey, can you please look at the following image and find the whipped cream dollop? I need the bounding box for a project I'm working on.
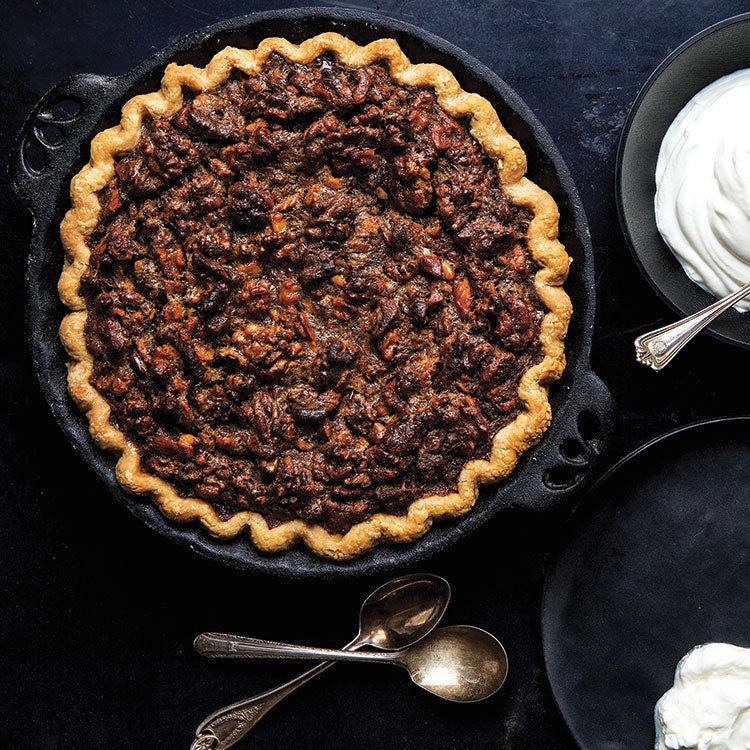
[655,643,750,750]
[655,69,750,312]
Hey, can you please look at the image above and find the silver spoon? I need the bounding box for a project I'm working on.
[190,574,451,750]
[195,624,508,704]
[635,279,750,370]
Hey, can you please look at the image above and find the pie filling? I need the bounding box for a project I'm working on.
[80,53,545,535]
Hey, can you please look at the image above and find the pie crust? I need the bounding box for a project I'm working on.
[59,33,571,560]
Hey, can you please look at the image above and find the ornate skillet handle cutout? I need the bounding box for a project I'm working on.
[21,103,78,174]
[542,407,605,491]
[12,73,116,212]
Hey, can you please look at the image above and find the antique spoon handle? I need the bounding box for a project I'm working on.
[194,632,395,663]
[634,280,750,370]
[191,637,359,750]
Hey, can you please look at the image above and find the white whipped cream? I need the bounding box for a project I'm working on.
[655,69,750,312]
[655,643,750,750]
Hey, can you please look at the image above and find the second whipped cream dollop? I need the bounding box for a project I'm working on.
[655,642,750,750]
[655,69,750,312]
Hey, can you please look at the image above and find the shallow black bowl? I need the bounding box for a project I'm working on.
[11,7,611,578]
[616,12,750,348]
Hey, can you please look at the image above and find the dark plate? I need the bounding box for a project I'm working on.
[541,417,750,750]
[616,13,750,348]
[11,7,611,578]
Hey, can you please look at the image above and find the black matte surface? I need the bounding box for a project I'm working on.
[542,418,750,750]
[13,8,610,579]
[3,3,750,750]
[617,13,750,348]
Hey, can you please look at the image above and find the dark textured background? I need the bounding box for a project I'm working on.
[2,2,750,749]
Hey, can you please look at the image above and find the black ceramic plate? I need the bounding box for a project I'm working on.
[12,8,611,578]
[616,13,750,348]
[541,417,750,750]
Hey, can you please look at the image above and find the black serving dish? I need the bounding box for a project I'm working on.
[616,12,750,349]
[542,417,750,750]
[11,7,611,578]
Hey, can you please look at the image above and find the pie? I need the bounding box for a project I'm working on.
[58,33,571,560]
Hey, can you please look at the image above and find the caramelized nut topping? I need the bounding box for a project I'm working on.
[81,54,545,534]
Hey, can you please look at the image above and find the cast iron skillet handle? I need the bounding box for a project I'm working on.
[11,73,117,220]
[526,369,614,509]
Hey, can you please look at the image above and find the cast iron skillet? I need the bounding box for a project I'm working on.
[11,7,612,578]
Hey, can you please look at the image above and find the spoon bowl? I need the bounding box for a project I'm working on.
[357,573,451,650]
[398,625,509,702]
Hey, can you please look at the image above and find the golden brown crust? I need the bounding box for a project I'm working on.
[59,32,571,560]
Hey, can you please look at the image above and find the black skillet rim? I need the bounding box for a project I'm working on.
[15,7,609,579]
[615,12,750,349]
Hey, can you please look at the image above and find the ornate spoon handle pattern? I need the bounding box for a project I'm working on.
[190,638,357,750]
[635,281,750,370]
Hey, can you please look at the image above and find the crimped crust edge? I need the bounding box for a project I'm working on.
[59,32,572,561]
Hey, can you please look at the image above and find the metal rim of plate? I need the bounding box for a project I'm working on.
[615,12,750,349]
[12,7,612,578]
